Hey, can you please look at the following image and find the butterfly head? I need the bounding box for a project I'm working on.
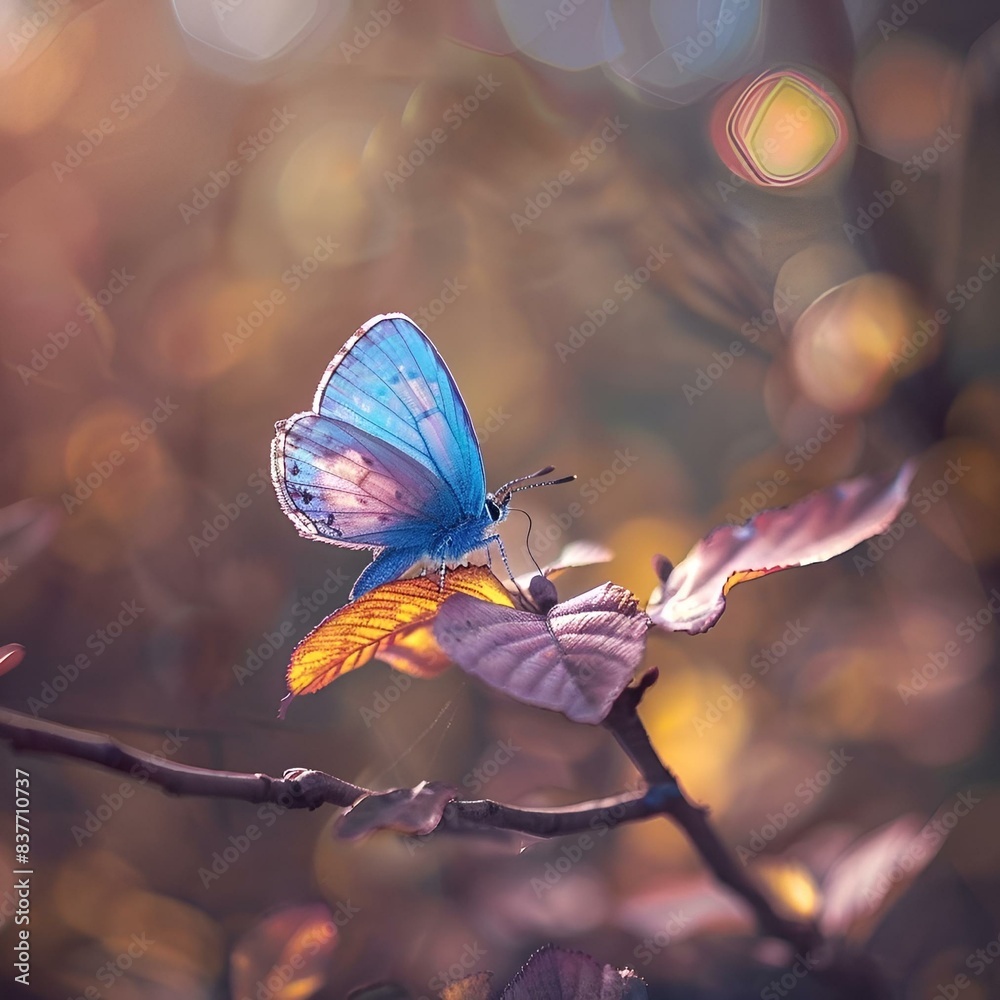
[485,494,504,521]
[488,466,576,521]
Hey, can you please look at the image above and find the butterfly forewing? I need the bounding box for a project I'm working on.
[313,314,486,515]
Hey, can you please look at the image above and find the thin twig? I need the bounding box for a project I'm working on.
[1,678,815,953]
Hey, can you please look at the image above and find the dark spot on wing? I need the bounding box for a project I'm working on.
[395,489,403,501]
[291,462,300,476]
[362,455,374,466]
[301,490,313,505]
[326,513,335,527]
[377,514,390,523]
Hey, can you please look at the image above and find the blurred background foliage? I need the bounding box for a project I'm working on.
[1,0,1000,996]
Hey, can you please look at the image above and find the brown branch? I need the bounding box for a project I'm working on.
[0,707,662,839]
[603,667,822,955]
[0,674,820,957]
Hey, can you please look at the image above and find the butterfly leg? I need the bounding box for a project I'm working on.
[485,533,516,585]
[352,547,425,600]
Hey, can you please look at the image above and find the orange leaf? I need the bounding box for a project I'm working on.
[286,566,514,697]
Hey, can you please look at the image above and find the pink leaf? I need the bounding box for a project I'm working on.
[500,946,646,999]
[435,582,649,725]
[647,462,917,634]
[0,644,25,678]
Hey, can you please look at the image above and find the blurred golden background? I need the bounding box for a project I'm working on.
[2,0,1000,995]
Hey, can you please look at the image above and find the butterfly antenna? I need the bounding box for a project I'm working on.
[494,466,557,501]
[502,474,576,500]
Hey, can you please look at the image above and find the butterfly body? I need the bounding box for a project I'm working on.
[272,313,514,599]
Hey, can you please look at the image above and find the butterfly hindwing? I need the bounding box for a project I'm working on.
[272,414,460,549]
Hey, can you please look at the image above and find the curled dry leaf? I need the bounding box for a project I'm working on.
[648,462,917,634]
[282,566,513,712]
[229,903,338,1000]
[434,582,649,725]
[335,780,458,841]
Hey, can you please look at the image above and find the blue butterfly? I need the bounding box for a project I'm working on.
[271,313,572,599]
